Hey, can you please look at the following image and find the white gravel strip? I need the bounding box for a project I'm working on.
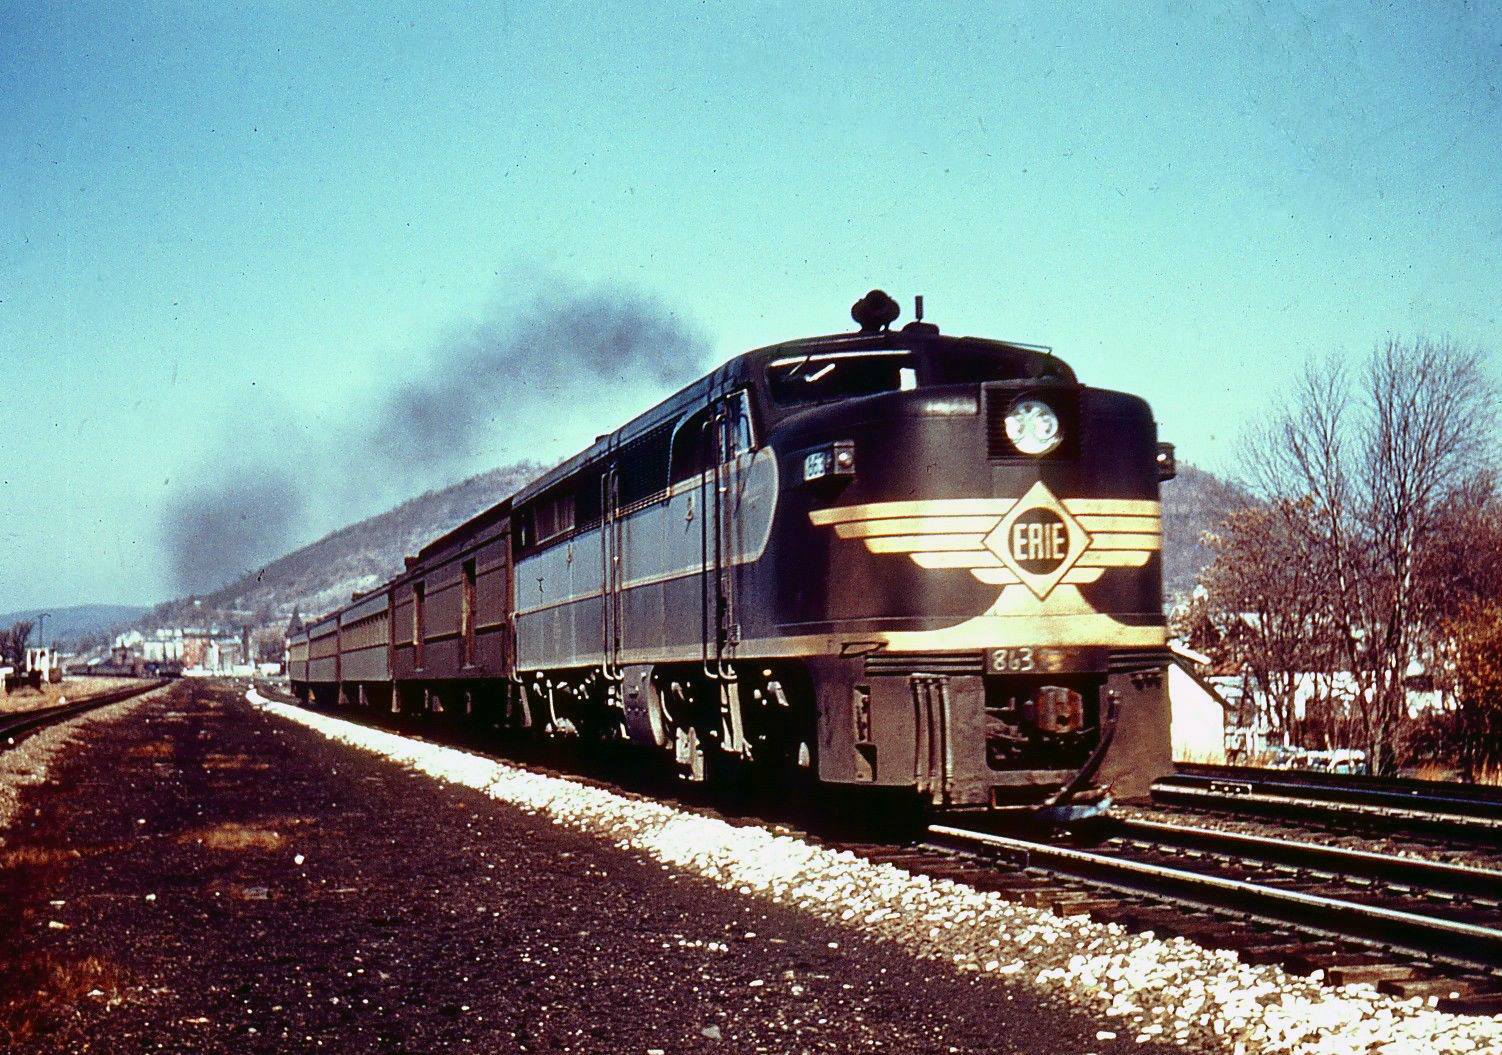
[1,686,165,842]
[248,689,1502,1054]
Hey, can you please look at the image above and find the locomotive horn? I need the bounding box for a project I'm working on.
[851,289,900,333]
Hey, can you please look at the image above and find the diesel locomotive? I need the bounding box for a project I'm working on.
[289,292,1175,814]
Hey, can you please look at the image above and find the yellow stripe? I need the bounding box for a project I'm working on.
[810,498,1016,525]
[914,551,1004,569]
[812,497,1158,525]
[974,567,1105,587]
[834,515,1001,539]
[1075,550,1152,567]
[515,610,1167,669]
[1087,533,1162,551]
[866,535,987,553]
[1075,515,1162,534]
[1063,498,1161,516]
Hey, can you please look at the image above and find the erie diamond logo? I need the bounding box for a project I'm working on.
[982,481,1090,599]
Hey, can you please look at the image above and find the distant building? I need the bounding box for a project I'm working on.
[111,624,256,677]
[1166,642,1229,763]
[1213,666,1447,762]
[25,646,62,683]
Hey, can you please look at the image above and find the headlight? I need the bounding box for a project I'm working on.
[1004,398,1061,455]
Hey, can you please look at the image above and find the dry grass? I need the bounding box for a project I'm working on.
[1407,761,1461,782]
[0,676,141,715]
[125,740,174,760]
[0,844,81,868]
[1173,749,1227,764]
[0,954,134,1042]
[201,753,270,772]
[179,820,291,852]
[1440,763,1502,787]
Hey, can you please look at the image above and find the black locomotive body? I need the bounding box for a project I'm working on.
[289,298,1172,812]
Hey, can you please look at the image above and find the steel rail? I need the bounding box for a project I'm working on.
[1152,782,1502,840]
[1176,761,1502,809]
[927,823,1502,970]
[1106,816,1502,900]
[0,681,162,749]
[1159,770,1502,824]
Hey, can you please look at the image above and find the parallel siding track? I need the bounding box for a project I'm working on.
[0,681,163,751]
[1152,762,1502,841]
[909,820,1502,1014]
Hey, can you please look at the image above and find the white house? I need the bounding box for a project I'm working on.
[1167,641,1230,763]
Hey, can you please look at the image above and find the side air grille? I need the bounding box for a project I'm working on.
[985,390,1012,459]
[1108,649,1173,674]
[863,651,986,676]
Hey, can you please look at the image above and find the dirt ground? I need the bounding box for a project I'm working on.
[0,679,1182,1054]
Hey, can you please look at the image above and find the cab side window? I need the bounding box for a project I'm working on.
[670,391,755,486]
[669,409,711,485]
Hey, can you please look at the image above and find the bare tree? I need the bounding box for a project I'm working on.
[250,625,287,666]
[1359,339,1495,770]
[1201,500,1334,748]
[1215,337,1496,772]
[1,620,35,666]
[1446,599,1502,781]
[1425,489,1502,780]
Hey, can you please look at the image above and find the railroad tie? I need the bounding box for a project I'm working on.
[1048,897,1116,918]
[1377,976,1478,1001]
[1438,991,1502,1016]
[1321,963,1419,987]
[1240,941,1339,967]
[1170,922,1264,948]
[1284,949,1392,976]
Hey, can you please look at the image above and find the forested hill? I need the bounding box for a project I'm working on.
[144,458,1240,630]
[1160,462,1251,599]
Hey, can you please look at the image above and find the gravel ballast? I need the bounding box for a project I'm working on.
[0,684,165,836]
[0,680,1194,1053]
[250,689,1502,1055]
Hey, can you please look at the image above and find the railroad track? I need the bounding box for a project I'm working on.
[1152,762,1502,842]
[0,681,163,750]
[258,686,1502,1015]
[870,817,1502,1015]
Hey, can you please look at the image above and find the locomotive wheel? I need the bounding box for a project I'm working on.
[674,725,708,782]
[785,731,818,806]
[644,678,673,750]
[774,674,819,801]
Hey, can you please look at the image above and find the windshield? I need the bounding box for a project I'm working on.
[923,346,1068,384]
[767,350,915,406]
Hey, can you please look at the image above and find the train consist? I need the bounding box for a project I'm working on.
[290,292,1175,814]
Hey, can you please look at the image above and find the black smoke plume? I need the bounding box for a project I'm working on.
[162,470,305,595]
[371,287,706,473]
[158,283,708,597]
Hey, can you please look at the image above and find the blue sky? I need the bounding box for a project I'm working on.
[2,1,1499,611]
